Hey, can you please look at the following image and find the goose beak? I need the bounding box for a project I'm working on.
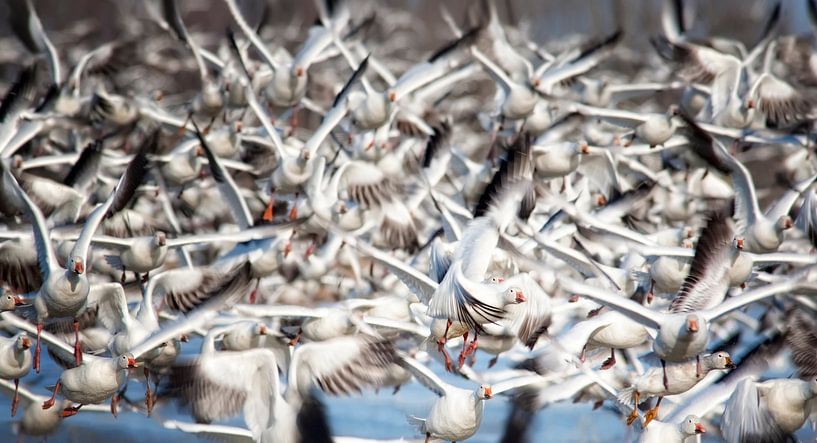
[179,335,189,343]
[484,387,493,399]
[21,337,30,349]
[295,67,305,77]
[74,262,84,274]
[725,357,736,369]
[14,296,25,306]
[127,357,138,368]
[687,318,699,333]
[694,423,706,434]
[259,325,268,335]
[784,217,793,230]
[746,99,754,109]
[515,291,527,303]
[736,238,744,250]
[580,142,590,155]
[388,91,397,102]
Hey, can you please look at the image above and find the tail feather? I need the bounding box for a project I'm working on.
[407,415,426,433]
[616,386,636,409]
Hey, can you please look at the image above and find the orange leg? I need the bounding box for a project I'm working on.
[42,380,61,410]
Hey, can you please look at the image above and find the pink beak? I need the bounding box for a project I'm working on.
[694,423,705,434]
[74,262,84,274]
[515,291,527,303]
[687,318,699,333]
[13,296,25,306]
[127,357,138,368]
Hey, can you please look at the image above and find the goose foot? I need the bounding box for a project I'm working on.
[42,380,61,410]
[62,405,82,418]
[644,397,663,427]
[626,391,640,426]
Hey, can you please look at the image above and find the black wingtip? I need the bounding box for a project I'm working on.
[0,63,38,123]
[332,54,369,108]
[758,1,782,45]
[673,0,686,34]
[576,29,623,61]
[108,131,155,216]
[473,132,532,218]
[427,24,483,63]
[191,119,225,184]
[422,120,452,169]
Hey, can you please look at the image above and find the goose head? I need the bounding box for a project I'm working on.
[117,353,139,369]
[679,415,705,436]
[477,384,493,400]
[68,256,85,275]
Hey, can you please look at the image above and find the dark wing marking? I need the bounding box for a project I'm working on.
[670,211,733,313]
[422,120,451,169]
[161,0,191,43]
[786,310,817,378]
[332,54,369,108]
[108,132,154,216]
[0,63,38,123]
[473,132,533,217]
[677,111,731,174]
[63,140,103,189]
[574,29,622,62]
[313,337,398,396]
[164,262,253,313]
[166,360,246,423]
[428,25,483,63]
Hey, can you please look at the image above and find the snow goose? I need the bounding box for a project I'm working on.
[161,0,225,119]
[722,377,817,441]
[401,353,546,442]
[560,269,811,383]
[167,326,398,443]
[617,352,735,426]
[0,312,137,417]
[638,414,705,443]
[0,332,31,416]
[0,378,110,438]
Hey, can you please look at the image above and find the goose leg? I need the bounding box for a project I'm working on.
[11,379,19,417]
[111,393,119,418]
[42,380,61,409]
[34,322,42,374]
[73,320,82,366]
[646,279,655,304]
[424,433,431,443]
[661,359,668,390]
[488,355,499,368]
[288,328,303,347]
[696,355,702,379]
[625,391,640,426]
[463,333,479,359]
[579,345,587,363]
[643,397,663,427]
[120,266,127,283]
[288,192,300,220]
[144,367,154,415]
[601,349,616,370]
[457,331,469,368]
[249,278,261,304]
[262,193,275,222]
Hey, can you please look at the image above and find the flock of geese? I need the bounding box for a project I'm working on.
[2,0,817,441]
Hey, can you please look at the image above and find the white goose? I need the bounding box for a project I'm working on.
[400,353,547,442]
[0,332,31,416]
[0,312,137,417]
